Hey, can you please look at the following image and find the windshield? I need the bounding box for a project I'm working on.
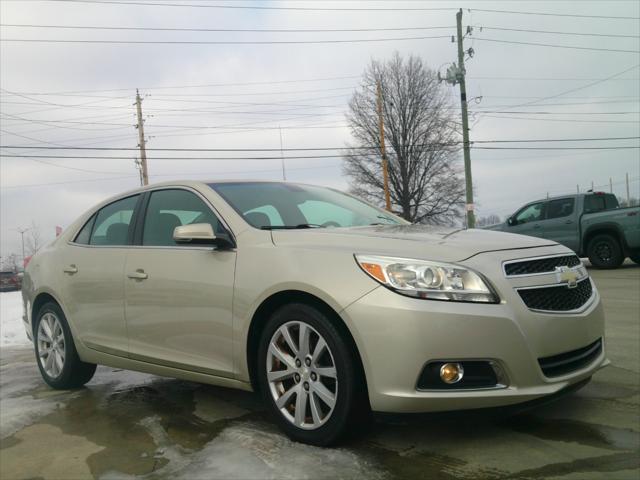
[209,182,406,229]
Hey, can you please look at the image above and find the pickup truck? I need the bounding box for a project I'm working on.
[486,192,640,268]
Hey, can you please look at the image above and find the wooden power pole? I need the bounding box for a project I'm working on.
[456,8,475,228]
[135,90,149,185]
[376,80,392,211]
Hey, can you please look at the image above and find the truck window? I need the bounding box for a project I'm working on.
[584,194,618,213]
[546,198,575,219]
[514,202,545,225]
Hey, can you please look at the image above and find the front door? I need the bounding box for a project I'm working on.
[124,188,236,377]
[507,201,547,238]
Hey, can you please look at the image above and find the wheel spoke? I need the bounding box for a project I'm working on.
[311,337,326,364]
[279,325,298,356]
[44,350,55,373]
[267,368,295,383]
[295,389,308,426]
[54,351,64,373]
[313,382,336,409]
[276,384,298,409]
[269,343,296,370]
[298,323,311,359]
[39,347,50,358]
[309,392,322,425]
[315,367,337,379]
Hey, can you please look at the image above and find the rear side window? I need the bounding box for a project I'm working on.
[546,198,575,220]
[89,195,139,246]
[142,189,222,246]
[584,195,606,213]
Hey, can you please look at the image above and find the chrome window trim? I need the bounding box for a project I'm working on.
[515,278,596,315]
[67,185,237,250]
[502,253,582,278]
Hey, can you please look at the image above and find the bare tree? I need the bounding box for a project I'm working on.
[476,214,502,227]
[25,222,42,256]
[344,53,464,224]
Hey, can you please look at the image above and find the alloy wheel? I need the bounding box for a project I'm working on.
[37,312,66,379]
[266,321,338,430]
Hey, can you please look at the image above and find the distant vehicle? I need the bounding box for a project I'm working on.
[0,270,22,292]
[487,192,640,268]
[22,181,607,445]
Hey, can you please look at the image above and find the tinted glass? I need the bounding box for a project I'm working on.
[584,195,606,213]
[546,198,575,219]
[605,194,619,209]
[143,189,222,246]
[210,182,405,229]
[90,195,139,246]
[74,215,95,245]
[515,202,544,224]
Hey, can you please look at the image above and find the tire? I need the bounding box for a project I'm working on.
[257,303,367,446]
[34,301,97,389]
[587,234,624,269]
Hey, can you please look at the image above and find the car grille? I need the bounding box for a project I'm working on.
[504,255,581,276]
[538,338,602,377]
[518,278,593,312]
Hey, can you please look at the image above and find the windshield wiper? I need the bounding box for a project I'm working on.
[261,224,324,230]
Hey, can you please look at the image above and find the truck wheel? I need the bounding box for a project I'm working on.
[257,303,367,446]
[34,302,97,389]
[587,234,624,269]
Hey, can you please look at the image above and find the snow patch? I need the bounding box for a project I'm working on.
[0,291,30,348]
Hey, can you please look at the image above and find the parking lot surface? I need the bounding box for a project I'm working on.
[1,264,638,479]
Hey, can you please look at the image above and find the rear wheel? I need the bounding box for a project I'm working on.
[257,303,366,446]
[34,302,96,389]
[587,234,624,269]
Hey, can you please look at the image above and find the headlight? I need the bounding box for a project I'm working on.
[355,254,498,303]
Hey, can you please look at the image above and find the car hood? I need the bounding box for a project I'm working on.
[270,224,557,263]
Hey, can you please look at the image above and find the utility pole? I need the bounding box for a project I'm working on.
[134,158,144,186]
[16,227,29,268]
[135,90,149,185]
[626,172,631,204]
[609,177,613,193]
[456,9,475,228]
[376,80,392,211]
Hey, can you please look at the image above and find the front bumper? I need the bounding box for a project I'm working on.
[342,247,607,413]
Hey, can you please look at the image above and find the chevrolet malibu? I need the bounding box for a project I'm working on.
[21,181,607,445]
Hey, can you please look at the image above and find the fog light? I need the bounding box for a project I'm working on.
[440,362,464,384]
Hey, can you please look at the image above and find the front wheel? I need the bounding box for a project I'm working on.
[34,302,97,389]
[257,303,366,446]
[587,234,624,269]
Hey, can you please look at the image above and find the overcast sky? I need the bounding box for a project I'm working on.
[1,0,639,257]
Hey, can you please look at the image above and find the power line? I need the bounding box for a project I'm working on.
[470,8,640,20]
[0,23,456,33]
[0,34,453,45]
[481,114,639,124]
[34,0,458,12]
[472,37,639,54]
[471,26,639,39]
[2,137,638,152]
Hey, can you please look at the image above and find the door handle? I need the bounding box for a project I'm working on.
[127,269,148,280]
[565,220,574,224]
[63,265,78,275]
[533,224,541,229]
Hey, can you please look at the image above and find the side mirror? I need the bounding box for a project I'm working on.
[173,223,235,249]
[173,223,216,243]
[507,216,515,226]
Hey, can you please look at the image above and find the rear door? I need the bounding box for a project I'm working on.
[124,188,236,378]
[540,197,579,252]
[60,194,141,357]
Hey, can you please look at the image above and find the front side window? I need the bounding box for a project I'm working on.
[142,189,222,246]
[514,202,544,225]
[546,198,575,220]
[210,182,406,229]
[90,195,139,246]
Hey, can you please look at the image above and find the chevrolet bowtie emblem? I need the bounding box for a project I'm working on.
[555,266,580,288]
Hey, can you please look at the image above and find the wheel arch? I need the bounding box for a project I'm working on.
[245,289,369,402]
[31,290,67,336]
[583,223,627,255]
